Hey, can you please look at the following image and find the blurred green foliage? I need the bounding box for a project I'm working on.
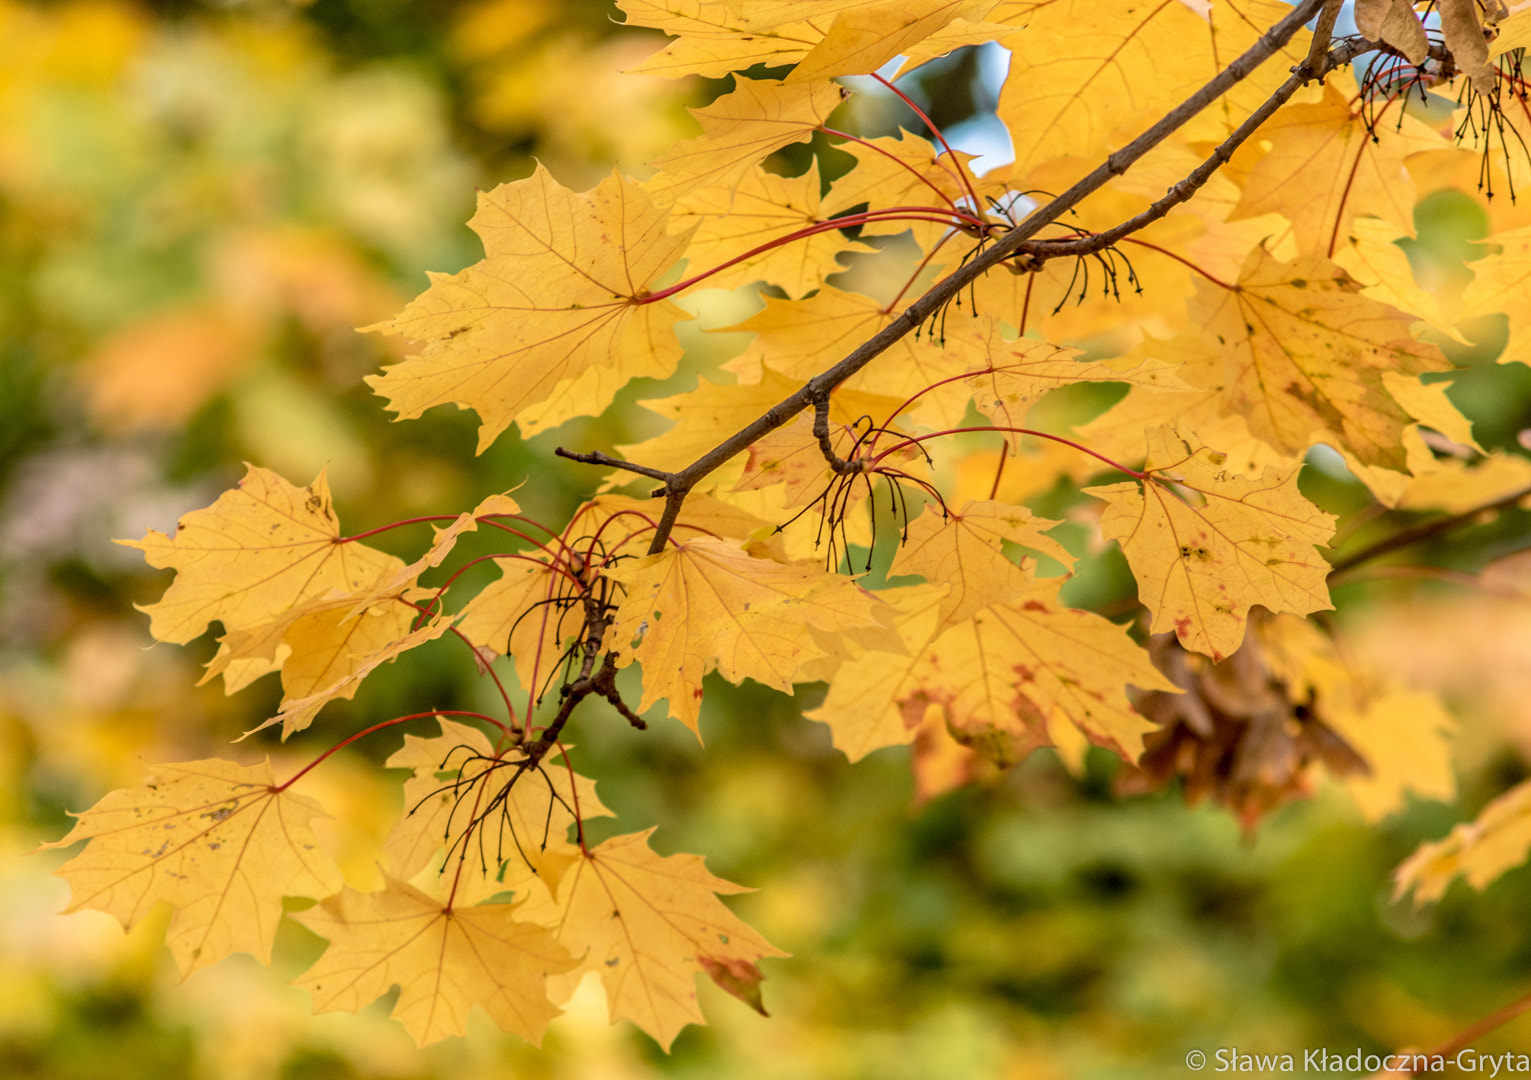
[5,2,1531,1078]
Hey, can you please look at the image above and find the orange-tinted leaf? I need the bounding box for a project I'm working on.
[365,167,693,450]
[293,877,576,1046]
[39,759,343,977]
[121,465,402,645]
[606,538,888,731]
[1087,424,1335,661]
[523,830,786,1050]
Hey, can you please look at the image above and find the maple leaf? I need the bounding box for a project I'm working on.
[1460,224,1531,368]
[995,0,1307,174]
[622,364,902,477]
[808,578,1173,764]
[39,759,343,977]
[1395,779,1531,905]
[1230,84,1443,255]
[293,876,577,1046]
[725,289,970,426]
[121,465,402,645]
[671,161,874,299]
[380,718,609,902]
[1086,424,1335,661]
[365,166,694,450]
[521,829,786,1050]
[887,499,1072,634]
[605,537,890,732]
[645,77,847,202]
[620,0,998,79]
[949,318,1185,432]
[250,616,454,739]
[785,0,1002,83]
[1177,247,1451,470]
[731,411,865,509]
[918,579,1173,762]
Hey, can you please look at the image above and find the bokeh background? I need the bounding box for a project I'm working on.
[5,1,1531,1078]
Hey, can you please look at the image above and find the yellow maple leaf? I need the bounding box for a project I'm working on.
[1257,615,1456,820]
[572,491,775,546]
[380,718,609,902]
[820,128,982,254]
[121,465,402,645]
[1180,248,1451,470]
[457,561,581,699]
[1332,217,1465,340]
[1460,223,1531,368]
[919,579,1173,761]
[672,161,873,299]
[618,0,853,78]
[645,77,846,201]
[622,364,903,478]
[1230,84,1443,255]
[725,289,970,426]
[292,877,577,1046]
[620,0,995,79]
[39,758,344,977]
[786,0,1000,83]
[951,317,1185,431]
[731,411,863,509]
[804,584,947,760]
[253,617,453,739]
[365,166,694,450]
[888,499,1071,634]
[522,829,786,1050]
[1395,778,1531,905]
[1087,424,1335,661]
[996,0,1306,174]
[605,537,889,732]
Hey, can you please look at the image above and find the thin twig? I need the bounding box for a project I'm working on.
[1328,485,1531,577]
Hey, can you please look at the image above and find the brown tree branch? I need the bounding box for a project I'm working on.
[564,0,1349,554]
[1017,38,1373,265]
[1327,484,1531,578]
[640,0,1345,554]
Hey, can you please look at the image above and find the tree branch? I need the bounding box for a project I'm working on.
[634,0,1339,554]
[1017,37,1373,264]
[1328,484,1531,579]
[561,0,1352,554]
